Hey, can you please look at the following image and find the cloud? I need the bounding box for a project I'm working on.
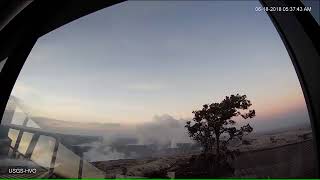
[83,145,125,162]
[135,114,192,145]
[80,114,193,162]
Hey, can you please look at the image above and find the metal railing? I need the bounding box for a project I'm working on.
[1,124,106,178]
[0,97,105,178]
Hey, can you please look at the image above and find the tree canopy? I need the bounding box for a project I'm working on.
[185,94,255,155]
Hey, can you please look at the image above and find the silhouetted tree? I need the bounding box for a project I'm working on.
[185,94,255,162]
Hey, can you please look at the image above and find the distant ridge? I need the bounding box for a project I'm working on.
[30,116,121,135]
[255,121,311,135]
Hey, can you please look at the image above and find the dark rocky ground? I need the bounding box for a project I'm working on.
[233,140,315,178]
[93,139,316,178]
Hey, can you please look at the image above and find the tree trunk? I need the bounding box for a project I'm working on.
[216,135,220,159]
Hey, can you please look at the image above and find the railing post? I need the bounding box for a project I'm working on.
[24,134,39,159]
[48,138,59,177]
[11,116,28,158]
[78,156,83,179]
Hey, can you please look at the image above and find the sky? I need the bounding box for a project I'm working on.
[10,1,310,129]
